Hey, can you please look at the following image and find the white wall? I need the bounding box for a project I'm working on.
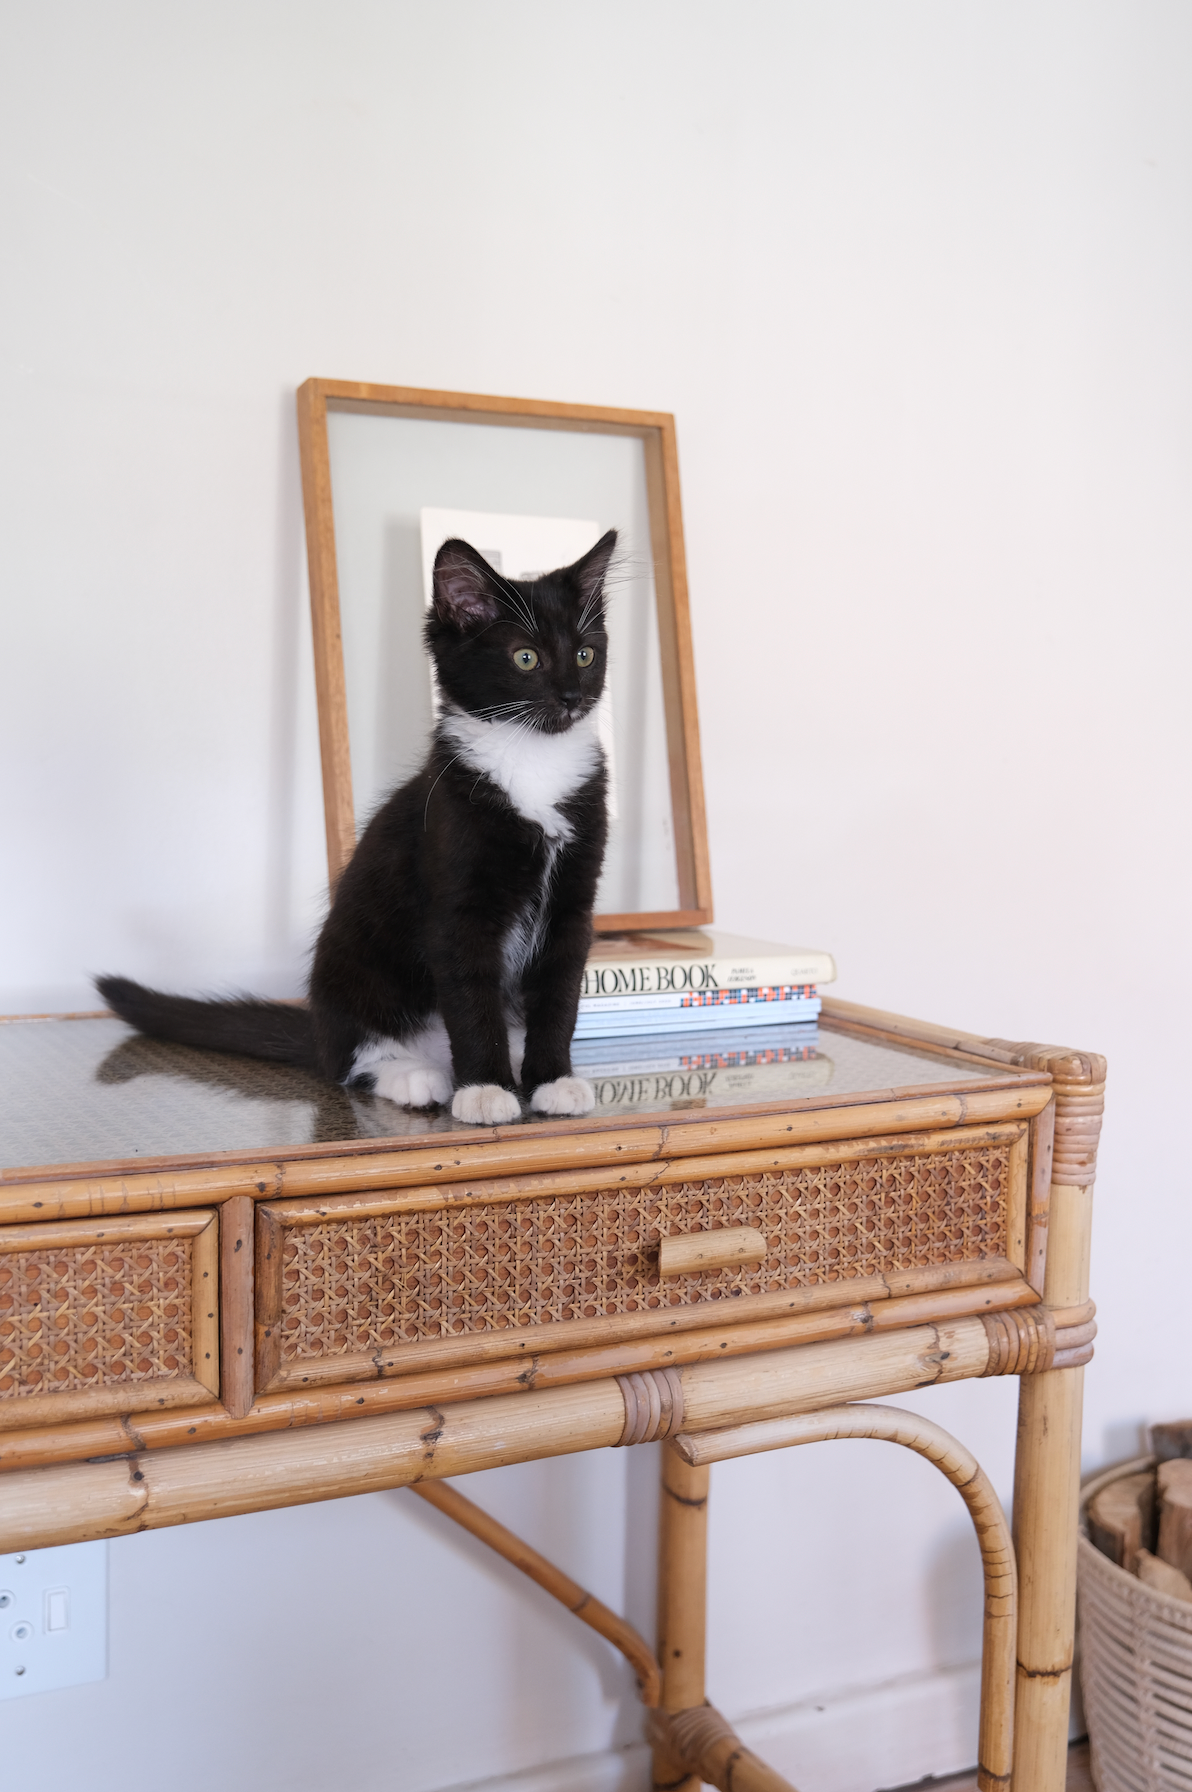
[2,4,1189,1788]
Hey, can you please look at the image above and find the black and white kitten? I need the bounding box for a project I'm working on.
[98,531,615,1127]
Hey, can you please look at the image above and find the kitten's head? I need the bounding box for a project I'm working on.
[426,530,616,734]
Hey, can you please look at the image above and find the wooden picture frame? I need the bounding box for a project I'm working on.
[296,379,712,933]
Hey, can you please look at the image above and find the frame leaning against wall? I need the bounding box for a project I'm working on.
[296,379,712,934]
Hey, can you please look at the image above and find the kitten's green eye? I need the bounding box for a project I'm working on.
[513,648,540,671]
[576,647,595,667]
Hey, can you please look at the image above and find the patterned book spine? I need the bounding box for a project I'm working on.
[579,984,818,1013]
[677,984,816,1008]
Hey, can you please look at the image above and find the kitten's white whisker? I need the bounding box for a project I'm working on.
[498,572,537,627]
[422,748,469,829]
[496,594,535,632]
[576,592,606,632]
[490,572,537,633]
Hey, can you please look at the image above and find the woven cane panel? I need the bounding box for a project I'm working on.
[277,1144,1009,1362]
[0,1238,193,1400]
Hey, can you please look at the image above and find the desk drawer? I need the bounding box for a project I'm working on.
[0,1212,219,1427]
[256,1124,1026,1392]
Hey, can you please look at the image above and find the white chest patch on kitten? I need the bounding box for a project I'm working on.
[441,708,603,841]
[502,836,563,985]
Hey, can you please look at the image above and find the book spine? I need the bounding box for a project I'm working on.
[678,984,815,1008]
[574,1043,819,1076]
[579,984,817,1014]
[573,997,822,1037]
[580,958,832,997]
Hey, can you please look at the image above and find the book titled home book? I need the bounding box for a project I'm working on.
[580,931,836,998]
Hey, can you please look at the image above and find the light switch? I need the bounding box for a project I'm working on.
[0,1544,106,1699]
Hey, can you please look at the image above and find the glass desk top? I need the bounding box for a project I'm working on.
[0,1015,1015,1176]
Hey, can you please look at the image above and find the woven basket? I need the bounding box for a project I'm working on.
[1079,1456,1192,1791]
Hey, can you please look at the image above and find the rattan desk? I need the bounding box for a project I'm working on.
[0,999,1103,1792]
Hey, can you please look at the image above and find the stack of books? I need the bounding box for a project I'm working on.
[572,930,835,1064]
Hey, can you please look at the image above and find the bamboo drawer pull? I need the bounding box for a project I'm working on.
[658,1227,767,1277]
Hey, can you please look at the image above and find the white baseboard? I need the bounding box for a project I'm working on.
[442,1745,647,1792]
[441,1661,983,1792]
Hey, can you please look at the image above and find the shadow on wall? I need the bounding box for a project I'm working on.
[622,1441,662,1657]
[389,1453,654,1757]
[923,1518,985,1671]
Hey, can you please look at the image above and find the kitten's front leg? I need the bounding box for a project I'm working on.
[520,904,596,1118]
[433,955,522,1126]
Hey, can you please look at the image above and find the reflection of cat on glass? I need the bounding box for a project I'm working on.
[99,533,616,1126]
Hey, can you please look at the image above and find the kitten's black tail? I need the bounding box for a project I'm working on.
[95,976,318,1071]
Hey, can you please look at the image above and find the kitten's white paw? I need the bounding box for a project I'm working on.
[373,1062,452,1109]
[529,1075,596,1116]
[452,1084,522,1126]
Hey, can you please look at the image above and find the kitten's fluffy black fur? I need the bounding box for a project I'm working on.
[98,531,615,1126]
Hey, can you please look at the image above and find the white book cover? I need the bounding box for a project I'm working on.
[582,930,836,997]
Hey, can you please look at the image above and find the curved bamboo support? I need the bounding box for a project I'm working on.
[674,1404,1016,1792]
[408,1479,660,1706]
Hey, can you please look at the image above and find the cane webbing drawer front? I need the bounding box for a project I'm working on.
[0,1212,219,1426]
[258,1128,1024,1389]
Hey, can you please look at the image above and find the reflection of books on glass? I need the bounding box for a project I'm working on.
[419,507,619,815]
[571,1023,820,1075]
[574,1020,830,1111]
[583,1055,834,1113]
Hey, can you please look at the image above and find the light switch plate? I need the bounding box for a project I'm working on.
[0,1542,107,1699]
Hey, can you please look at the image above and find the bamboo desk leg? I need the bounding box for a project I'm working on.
[1012,1066,1103,1791]
[655,1451,710,1792]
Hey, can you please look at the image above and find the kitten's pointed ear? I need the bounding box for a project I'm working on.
[432,540,503,630]
[568,529,617,607]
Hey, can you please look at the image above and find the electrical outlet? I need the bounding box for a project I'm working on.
[0,1542,107,1699]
